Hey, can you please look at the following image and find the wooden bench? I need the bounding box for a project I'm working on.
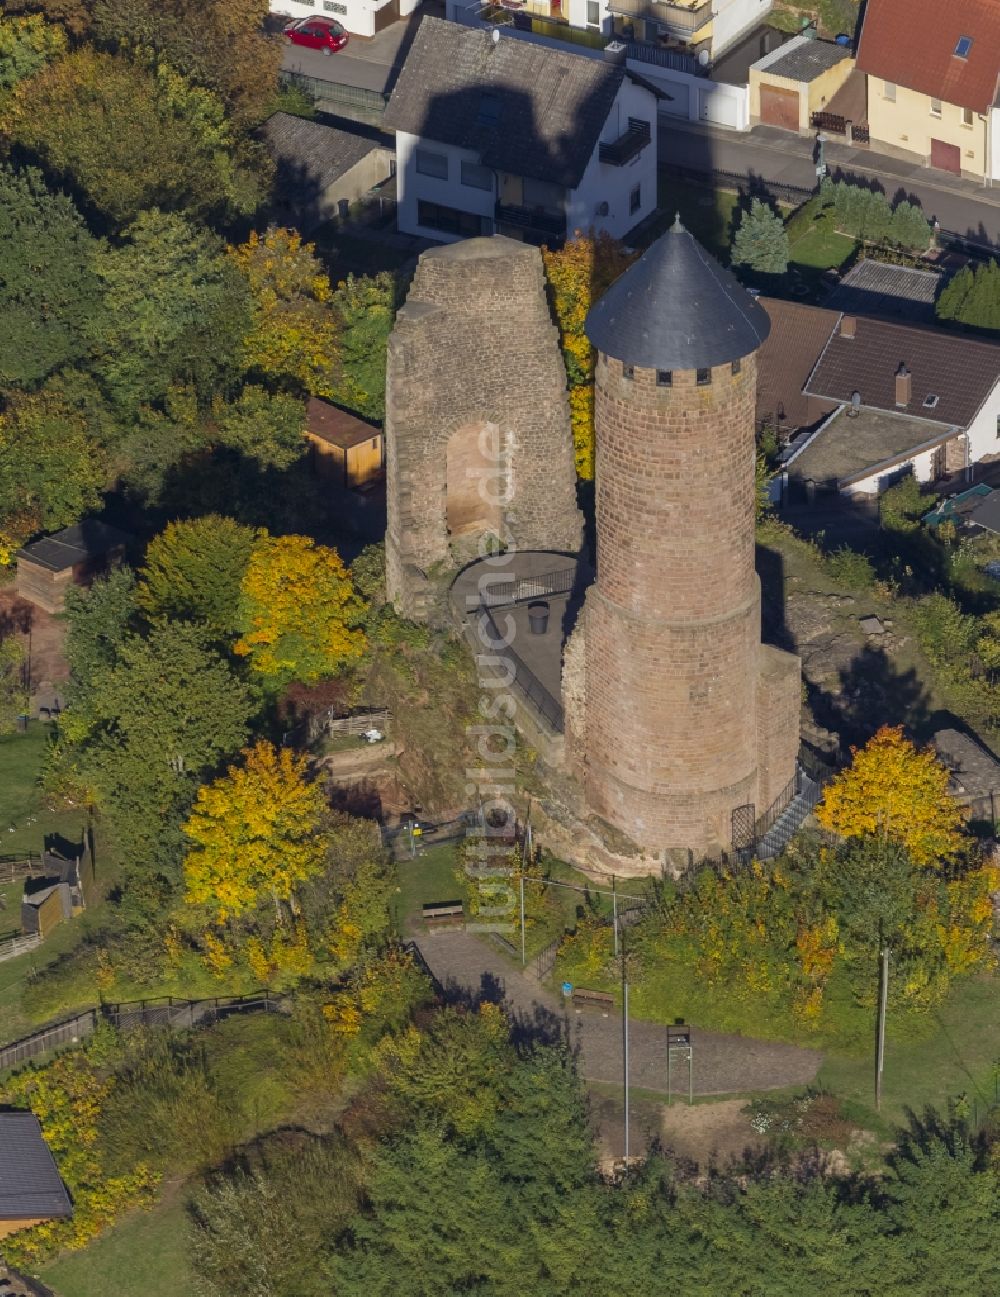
[571,987,615,1016]
[423,901,464,927]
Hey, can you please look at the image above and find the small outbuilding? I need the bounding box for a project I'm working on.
[751,35,854,132]
[0,1112,72,1238]
[261,112,394,230]
[304,398,384,490]
[15,521,130,615]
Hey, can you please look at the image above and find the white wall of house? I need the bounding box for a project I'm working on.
[629,57,750,130]
[847,445,940,495]
[963,381,1000,462]
[395,131,496,242]
[395,77,658,242]
[566,77,659,238]
[991,107,1000,185]
[270,0,405,38]
[711,0,771,58]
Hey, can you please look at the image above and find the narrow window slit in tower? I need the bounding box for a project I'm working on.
[696,368,711,386]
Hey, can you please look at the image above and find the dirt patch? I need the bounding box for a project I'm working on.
[659,1098,765,1166]
[0,589,69,710]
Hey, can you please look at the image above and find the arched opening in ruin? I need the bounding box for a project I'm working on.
[445,422,504,540]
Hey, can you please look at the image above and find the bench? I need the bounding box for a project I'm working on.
[423,900,464,927]
[571,987,615,1016]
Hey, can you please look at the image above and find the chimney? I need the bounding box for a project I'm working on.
[840,316,856,338]
[895,363,911,407]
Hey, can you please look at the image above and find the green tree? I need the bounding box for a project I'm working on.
[0,165,102,388]
[0,387,106,542]
[63,568,138,712]
[137,515,258,641]
[0,14,65,97]
[89,0,281,125]
[214,385,306,469]
[89,211,250,415]
[0,639,27,733]
[6,48,263,226]
[937,260,1000,331]
[328,272,400,421]
[731,198,789,274]
[889,201,931,252]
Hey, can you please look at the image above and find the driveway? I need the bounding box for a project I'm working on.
[659,119,1000,248]
[280,3,438,95]
[414,928,822,1097]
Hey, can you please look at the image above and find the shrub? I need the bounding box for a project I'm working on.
[825,546,876,589]
[879,474,934,532]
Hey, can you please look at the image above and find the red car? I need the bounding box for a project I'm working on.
[284,15,349,54]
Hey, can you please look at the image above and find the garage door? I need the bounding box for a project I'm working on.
[930,138,961,174]
[700,88,739,128]
[760,83,800,131]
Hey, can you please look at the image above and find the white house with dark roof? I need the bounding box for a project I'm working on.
[383,16,662,244]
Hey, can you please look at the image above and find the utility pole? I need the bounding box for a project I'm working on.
[622,926,630,1167]
[876,943,889,1112]
[519,872,526,968]
[612,874,619,958]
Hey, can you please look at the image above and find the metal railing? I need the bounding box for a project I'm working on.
[600,116,652,166]
[278,70,389,117]
[495,202,565,239]
[609,0,711,34]
[626,38,701,73]
[477,566,578,609]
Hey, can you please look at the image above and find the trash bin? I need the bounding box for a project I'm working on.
[528,601,550,635]
[15,715,28,733]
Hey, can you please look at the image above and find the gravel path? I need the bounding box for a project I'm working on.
[414,929,822,1096]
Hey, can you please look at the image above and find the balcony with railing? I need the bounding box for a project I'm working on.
[599,116,651,166]
[495,202,565,243]
[608,0,711,37]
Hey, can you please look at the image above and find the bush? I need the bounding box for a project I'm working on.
[825,546,876,589]
[937,260,1000,331]
[879,474,934,532]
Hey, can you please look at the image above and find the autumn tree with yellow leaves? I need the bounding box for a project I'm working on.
[542,232,634,480]
[815,725,966,867]
[183,740,328,926]
[235,532,367,686]
[227,226,339,398]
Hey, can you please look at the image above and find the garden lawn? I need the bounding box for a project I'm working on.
[651,174,743,261]
[818,973,1000,1128]
[0,723,87,857]
[787,222,856,270]
[39,1197,192,1297]
[391,842,464,934]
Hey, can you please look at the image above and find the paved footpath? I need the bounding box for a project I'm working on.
[414,929,821,1097]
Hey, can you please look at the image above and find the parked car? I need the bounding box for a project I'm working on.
[284,15,349,54]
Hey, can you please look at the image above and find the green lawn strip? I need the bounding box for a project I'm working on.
[817,974,1000,1128]
[787,223,856,270]
[0,724,87,858]
[391,841,464,934]
[39,1196,192,1297]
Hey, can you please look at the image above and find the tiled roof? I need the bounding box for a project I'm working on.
[757,297,840,430]
[804,315,1000,427]
[856,0,1000,113]
[824,259,942,325]
[383,17,630,189]
[586,216,770,369]
[17,521,129,573]
[759,36,851,84]
[0,1113,72,1221]
[260,113,382,195]
[305,397,381,449]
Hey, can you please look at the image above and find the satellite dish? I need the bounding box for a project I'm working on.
[492,26,500,43]
[697,48,710,66]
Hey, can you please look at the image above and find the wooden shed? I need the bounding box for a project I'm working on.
[304,398,384,490]
[0,1112,72,1238]
[15,521,130,614]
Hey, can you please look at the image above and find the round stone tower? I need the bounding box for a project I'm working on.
[570,217,800,859]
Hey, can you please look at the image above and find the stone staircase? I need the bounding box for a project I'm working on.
[755,770,823,861]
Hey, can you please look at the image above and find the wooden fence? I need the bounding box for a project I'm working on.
[0,991,284,1074]
[0,855,43,884]
[0,932,41,965]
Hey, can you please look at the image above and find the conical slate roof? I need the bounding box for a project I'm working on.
[585,216,771,370]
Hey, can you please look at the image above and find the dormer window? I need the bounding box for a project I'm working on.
[696,368,711,386]
[476,91,501,126]
[954,35,973,58]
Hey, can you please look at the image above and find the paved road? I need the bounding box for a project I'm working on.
[659,120,1000,248]
[415,929,822,1096]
